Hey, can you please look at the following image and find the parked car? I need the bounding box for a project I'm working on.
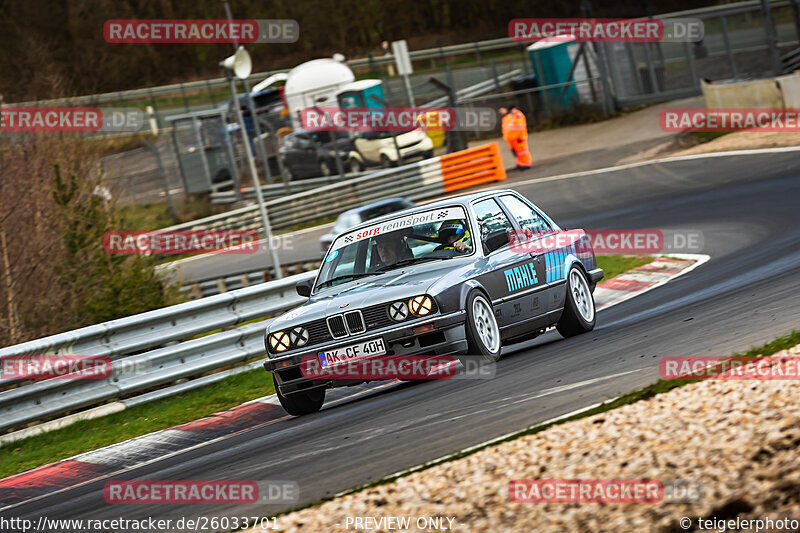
[348,127,434,172]
[280,130,354,179]
[319,198,416,253]
[263,189,604,415]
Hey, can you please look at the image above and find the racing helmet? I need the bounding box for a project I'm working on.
[438,219,466,242]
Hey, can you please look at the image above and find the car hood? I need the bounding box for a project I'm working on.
[269,258,470,332]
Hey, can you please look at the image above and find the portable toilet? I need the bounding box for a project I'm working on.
[527,36,581,110]
[336,80,386,109]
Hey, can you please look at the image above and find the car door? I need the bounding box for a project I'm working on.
[354,131,383,164]
[471,197,544,328]
[497,193,566,316]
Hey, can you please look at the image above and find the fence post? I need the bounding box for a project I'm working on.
[205,80,217,107]
[791,0,800,45]
[180,83,191,112]
[148,88,160,130]
[683,41,699,88]
[490,58,500,91]
[143,139,178,223]
[595,42,616,115]
[720,16,739,78]
[759,0,782,75]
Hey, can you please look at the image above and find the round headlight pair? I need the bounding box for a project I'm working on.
[268,326,309,353]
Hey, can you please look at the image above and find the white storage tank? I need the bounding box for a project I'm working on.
[284,55,355,129]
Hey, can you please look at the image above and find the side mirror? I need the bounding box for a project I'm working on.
[296,279,313,297]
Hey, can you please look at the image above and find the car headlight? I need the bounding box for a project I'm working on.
[408,295,433,316]
[388,301,409,321]
[268,331,291,352]
[289,326,309,347]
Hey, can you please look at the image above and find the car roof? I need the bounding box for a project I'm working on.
[345,189,517,230]
[341,197,412,217]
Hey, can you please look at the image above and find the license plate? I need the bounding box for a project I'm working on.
[319,338,386,367]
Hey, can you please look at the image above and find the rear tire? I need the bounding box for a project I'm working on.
[319,160,332,177]
[463,291,502,362]
[556,266,596,338]
[273,375,325,415]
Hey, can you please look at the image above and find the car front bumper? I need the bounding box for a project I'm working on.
[264,310,467,395]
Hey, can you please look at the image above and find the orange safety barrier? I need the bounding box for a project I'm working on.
[439,142,506,193]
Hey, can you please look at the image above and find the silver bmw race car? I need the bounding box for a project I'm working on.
[263,189,604,415]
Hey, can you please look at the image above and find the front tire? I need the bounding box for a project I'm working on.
[464,291,502,362]
[349,157,364,173]
[273,374,325,415]
[556,266,596,337]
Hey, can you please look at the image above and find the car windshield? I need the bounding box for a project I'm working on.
[316,206,472,292]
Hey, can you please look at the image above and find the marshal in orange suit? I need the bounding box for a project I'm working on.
[499,106,532,170]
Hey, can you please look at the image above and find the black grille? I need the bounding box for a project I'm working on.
[327,315,348,338]
[362,303,394,330]
[305,319,332,345]
[344,311,365,334]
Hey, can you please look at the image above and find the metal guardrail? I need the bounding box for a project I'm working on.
[0,271,316,432]
[161,156,448,234]
[181,260,322,299]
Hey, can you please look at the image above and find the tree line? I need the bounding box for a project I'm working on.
[0,0,712,102]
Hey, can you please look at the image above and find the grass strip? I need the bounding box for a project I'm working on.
[595,254,654,280]
[0,369,275,479]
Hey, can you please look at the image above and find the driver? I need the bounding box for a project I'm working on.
[374,233,413,269]
[436,219,472,253]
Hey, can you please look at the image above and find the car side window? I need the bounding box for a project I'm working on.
[500,195,553,234]
[472,198,514,254]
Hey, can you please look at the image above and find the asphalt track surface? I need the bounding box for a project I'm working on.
[5,151,800,527]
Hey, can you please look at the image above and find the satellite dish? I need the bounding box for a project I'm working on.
[220,46,252,80]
